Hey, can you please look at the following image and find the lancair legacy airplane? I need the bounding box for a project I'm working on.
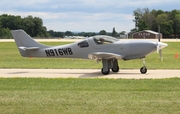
[11,30,168,75]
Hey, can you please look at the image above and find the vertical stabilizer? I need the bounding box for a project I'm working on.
[11,29,48,57]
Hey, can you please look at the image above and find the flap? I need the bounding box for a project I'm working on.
[88,52,123,60]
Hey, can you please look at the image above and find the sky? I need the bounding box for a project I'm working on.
[0,0,180,33]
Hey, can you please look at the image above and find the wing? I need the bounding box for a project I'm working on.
[88,52,124,60]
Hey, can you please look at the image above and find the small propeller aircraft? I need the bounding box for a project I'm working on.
[11,29,168,75]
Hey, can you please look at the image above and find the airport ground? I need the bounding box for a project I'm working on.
[1,39,179,114]
[0,69,180,79]
[0,38,179,79]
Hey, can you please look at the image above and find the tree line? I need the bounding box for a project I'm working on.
[48,27,121,38]
[0,14,121,39]
[1,8,180,39]
[132,8,180,38]
[0,14,49,38]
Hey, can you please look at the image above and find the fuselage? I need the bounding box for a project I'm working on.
[26,35,168,60]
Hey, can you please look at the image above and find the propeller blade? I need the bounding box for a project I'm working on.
[158,25,161,42]
[157,45,160,53]
[156,42,167,61]
[157,25,161,53]
[159,49,163,61]
[157,25,168,61]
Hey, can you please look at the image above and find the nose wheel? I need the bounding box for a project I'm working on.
[140,66,147,74]
[140,58,147,74]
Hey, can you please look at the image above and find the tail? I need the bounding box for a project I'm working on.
[11,29,48,57]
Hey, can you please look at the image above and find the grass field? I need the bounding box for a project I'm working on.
[0,42,180,69]
[0,78,180,114]
[0,41,180,114]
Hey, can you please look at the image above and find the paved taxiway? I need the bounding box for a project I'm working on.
[0,69,180,79]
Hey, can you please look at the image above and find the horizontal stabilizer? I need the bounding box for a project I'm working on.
[88,52,123,60]
[19,46,39,50]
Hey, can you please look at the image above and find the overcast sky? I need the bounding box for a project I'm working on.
[0,0,180,32]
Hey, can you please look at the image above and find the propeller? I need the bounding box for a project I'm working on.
[156,25,163,61]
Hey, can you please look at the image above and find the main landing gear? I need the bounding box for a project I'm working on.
[140,58,147,74]
[101,59,119,75]
[100,58,147,75]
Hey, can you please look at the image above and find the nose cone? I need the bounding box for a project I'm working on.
[157,42,168,49]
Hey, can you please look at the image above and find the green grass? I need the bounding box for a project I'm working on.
[0,78,180,114]
[0,42,180,114]
[0,42,180,69]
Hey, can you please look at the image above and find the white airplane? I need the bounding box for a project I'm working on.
[11,30,168,75]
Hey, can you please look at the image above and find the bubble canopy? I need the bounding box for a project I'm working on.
[92,35,119,44]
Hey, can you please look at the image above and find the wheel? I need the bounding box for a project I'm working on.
[101,68,110,75]
[140,67,147,74]
[112,66,119,72]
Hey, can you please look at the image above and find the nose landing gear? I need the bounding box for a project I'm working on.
[140,58,147,74]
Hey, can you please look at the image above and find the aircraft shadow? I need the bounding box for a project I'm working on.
[8,72,29,74]
[6,70,143,78]
[79,72,141,78]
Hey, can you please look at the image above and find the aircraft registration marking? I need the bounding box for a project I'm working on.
[45,48,73,57]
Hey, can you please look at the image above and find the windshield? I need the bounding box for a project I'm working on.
[93,35,119,45]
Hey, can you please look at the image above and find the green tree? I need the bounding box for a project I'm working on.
[89,32,96,36]
[0,28,11,39]
[138,20,149,31]
[119,31,126,35]
[133,8,142,29]
[0,14,22,30]
[47,30,64,38]
[133,8,151,31]
[65,31,73,36]
[22,16,35,36]
[174,13,180,37]
[169,10,180,38]
[156,13,173,37]
[132,8,180,38]
[99,30,106,35]
[21,15,49,37]
[112,27,117,37]
[0,14,50,38]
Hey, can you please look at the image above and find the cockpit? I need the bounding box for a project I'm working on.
[93,35,119,45]
[77,35,119,48]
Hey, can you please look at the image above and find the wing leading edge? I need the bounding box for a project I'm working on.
[88,52,124,60]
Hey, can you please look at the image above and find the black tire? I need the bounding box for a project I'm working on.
[140,67,147,74]
[101,68,110,75]
[112,66,119,72]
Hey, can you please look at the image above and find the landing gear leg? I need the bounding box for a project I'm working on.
[101,59,110,75]
[111,59,119,72]
[140,58,147,74]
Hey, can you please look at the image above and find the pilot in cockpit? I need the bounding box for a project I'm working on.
[99,38,105,44]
